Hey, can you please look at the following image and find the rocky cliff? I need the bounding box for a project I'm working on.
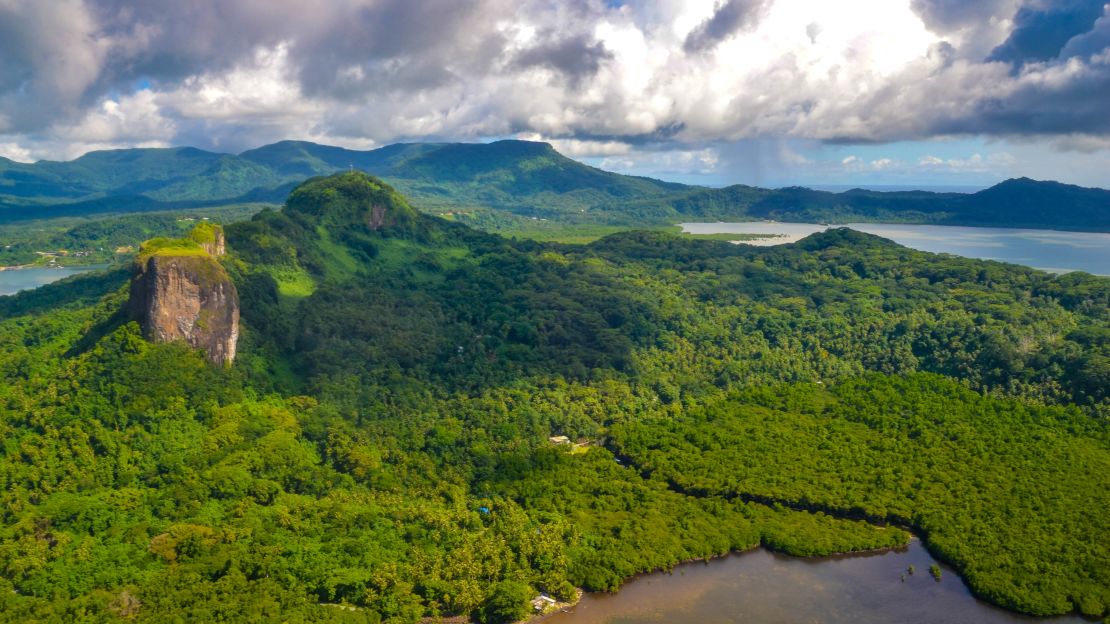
[189,221,227,256]
[129,227,239,366]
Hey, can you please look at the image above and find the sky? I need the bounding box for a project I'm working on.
[1,0,1110,189]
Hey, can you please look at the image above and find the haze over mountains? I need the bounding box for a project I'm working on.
[1,140,1108,231]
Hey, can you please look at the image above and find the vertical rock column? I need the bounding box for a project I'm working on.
[129,226,239,366]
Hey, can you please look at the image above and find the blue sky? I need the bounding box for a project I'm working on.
[576,136,1109,189]
[1,0,1109,189]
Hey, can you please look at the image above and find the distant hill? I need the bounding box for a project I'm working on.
[1,140,1107,231]
[622,177,1110,230]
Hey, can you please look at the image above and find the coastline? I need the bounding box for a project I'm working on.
[529,539,915,623]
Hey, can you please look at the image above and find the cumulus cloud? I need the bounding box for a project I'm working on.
[599,147,721,178]
[909,0,1021,58]
[1060,5,1110,58]
[0,0,107,132]
[683,0,771,52]
[0,0,1108,169]
[918,152,1016,171]
[987,0,1106,65]
[840,156,901,172]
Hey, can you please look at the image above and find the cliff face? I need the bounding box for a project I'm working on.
[129,234,239,366]
[198,227,226,256]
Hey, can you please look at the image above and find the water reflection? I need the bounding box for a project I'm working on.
[544,541,1088,624]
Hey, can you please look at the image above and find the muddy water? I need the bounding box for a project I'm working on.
[544,540,1088,624]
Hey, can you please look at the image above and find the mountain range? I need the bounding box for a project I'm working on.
[1,140,1108,231]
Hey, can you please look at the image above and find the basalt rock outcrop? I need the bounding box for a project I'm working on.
[128,226,239,366]
[191,222,226,256]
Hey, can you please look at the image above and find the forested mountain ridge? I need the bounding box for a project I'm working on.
[0,172,1107,622]
[2,140,1108,231]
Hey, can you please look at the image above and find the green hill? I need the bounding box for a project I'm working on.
[2,140,1107,231]
[618,179,1110,228]
[0,172,1106,621]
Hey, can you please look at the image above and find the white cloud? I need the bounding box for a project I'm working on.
[598,147,721,177]
[916,151,1016,172]
[0,0,1106,185]
[160,44,312,122]
[516,133,634,157]
[0,142,33,163]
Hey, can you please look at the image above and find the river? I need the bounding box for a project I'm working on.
[679,222,1110,276]
[544,540,1088,624]
[0,265,106,297]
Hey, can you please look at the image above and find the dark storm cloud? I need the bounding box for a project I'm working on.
[939,57,1110,136]
[292,1,511,99]
[0,0,102,131]
[88,0,514,99]
[987,0,1106,65]
[0,0,525,131]
[683,0,770,53]
[511,33,613,85]
[88,0,291,87]
[0,0,612,125]
[910,0,1018,34]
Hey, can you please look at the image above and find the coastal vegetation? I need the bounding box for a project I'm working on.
[0,172,1106,622]
[611,374,1109,615]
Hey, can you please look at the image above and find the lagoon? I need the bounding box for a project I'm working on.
[680,222,1110,276]
[0,266,104,297]
[544,540,1087,624]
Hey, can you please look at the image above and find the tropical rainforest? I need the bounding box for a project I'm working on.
[0,172,1107,623]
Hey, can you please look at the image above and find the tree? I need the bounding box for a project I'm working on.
[480,580,533,624]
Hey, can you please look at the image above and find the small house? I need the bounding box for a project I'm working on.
[531,594,557,612]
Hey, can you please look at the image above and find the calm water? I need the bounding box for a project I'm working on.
[680,222,1110,276]
[0,266,103,297]
[545,541,1088,624]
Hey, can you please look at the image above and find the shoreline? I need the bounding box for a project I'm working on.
[604,441,1096,620]
[529,539,915,624]
[0,262,111,272]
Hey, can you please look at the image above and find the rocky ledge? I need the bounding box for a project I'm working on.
[128,225,239,366]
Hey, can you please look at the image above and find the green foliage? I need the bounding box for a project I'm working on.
[136,237,207,260]
[610,374,1110,616]
[139,223,227,262]
[479,580,532,624]
[187,222,221,245]
[0,173,1106,622]
[285,172,418,235]
[930,564,943,582]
